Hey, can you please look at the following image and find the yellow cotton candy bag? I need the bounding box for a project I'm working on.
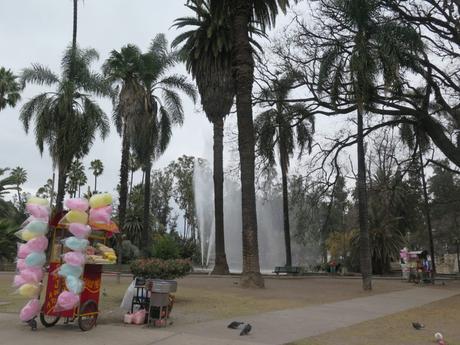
[19,229,40,241]
[27,197,49,206]
[89,193,112,209]
[18,283,40,298]
[66,210,88,224]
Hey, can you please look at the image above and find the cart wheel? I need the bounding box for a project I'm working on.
[40,311,60,328]
[78,300,98,331]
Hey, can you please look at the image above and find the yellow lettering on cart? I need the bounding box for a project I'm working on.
[84,277,100,294]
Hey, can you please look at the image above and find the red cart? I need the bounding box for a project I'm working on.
[39,216,119,331]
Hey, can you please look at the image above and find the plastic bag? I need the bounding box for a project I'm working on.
[65,198,89,212]
[132,309,146,325]
[18,283,40,298]
[26,236,48,252]
[19,267,43,284]
[26,197,49,206]
[17,243,32,259]
[19,298,41,322]
[68,223,91,239]
[55,291,79,311]
[89,193,112,209]
[64,237,89,252]
[65,210,88,224]
[58,264,83,278]
[26,204,50,220]
[63,251,85,266]
[89,206,112,224]
[123,312,133,324]
[25,221,48,235]
[24,252,46,267]
[65,276,84,294]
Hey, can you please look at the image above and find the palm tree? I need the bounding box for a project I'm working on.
[316,0,424,290]
[20,46,111,212]
[255,74,315,267]
[203,0,296,288]
[129,154,141,194]
[103,45,145,250]
[36,178,54,199]
[89,159,104,193]
[0,168,15,199]
[67,160,86,198]
[10,167,28,205]
[0,67,21,112]
[172,0,235,275]
[110,35,196,253]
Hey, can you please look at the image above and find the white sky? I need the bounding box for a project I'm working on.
[0,0,214,197]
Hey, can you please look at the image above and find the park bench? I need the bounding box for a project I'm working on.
[273,266,301,276]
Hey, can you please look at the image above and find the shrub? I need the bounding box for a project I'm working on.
[152,234,181,260]
[121,240,140,264]
[130,258,193,280]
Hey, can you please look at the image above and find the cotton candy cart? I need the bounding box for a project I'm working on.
[39,214,119,331]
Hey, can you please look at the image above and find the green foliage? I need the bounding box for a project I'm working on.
[121,240,140,264]
[0,220,17,262]
[0,67,21,111]
[66,160,87,197]
[152,234,181,260]
[130,258,193,280]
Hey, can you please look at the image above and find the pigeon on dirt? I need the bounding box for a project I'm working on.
[412,322,425,330]
[228,321,244,329]
[240,324,252,336]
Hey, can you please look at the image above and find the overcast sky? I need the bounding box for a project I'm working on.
[0,1,349,200]
[0,0,216,198]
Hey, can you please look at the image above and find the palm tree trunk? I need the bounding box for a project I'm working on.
[17,185,22,205]
[142,162,152,255]
[211,117,230,275]
[418,148,436,280]
[50,169,56,209]
[78,184,81,198]
[117,123,130,265]
[357,108,372,290]
[55,163,67,214]
[233,0,264,288]
[130,170,134,194]
[280,147,292,267]
[72,0,78,50]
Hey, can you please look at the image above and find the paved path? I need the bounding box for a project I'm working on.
[0,287,457,345]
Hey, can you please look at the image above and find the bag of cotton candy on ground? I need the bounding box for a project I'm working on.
[13,197,50,322]
[54,198,90,311]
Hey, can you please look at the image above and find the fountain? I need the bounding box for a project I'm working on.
[193,159,322,273]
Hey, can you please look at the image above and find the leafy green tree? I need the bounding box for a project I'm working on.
[173,0,235,275]
[67,160,87,197]
[150,168,174,234]
[0,220,17,262]
[316,0,424,290]
[103,44,145,252]
[126,34,196,252]
[256,74,315,266]
[89,159,104,193]
[20,46,111,212]
[168,156,197,240]
[36,178,54,199]
[0,67,21,111]
[9,167,27,204]
[199,0,297,288]
[129,154,141,194]
[0,168,15,199]
[174,0,267,275]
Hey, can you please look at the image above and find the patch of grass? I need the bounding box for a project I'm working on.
[291,294,460,345]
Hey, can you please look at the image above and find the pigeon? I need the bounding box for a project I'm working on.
[240,324,252,336]
[412,322,425,330]
[228,321,244,329]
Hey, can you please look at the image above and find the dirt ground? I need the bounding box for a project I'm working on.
[291,290,460,345]
[0,272,417,326]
